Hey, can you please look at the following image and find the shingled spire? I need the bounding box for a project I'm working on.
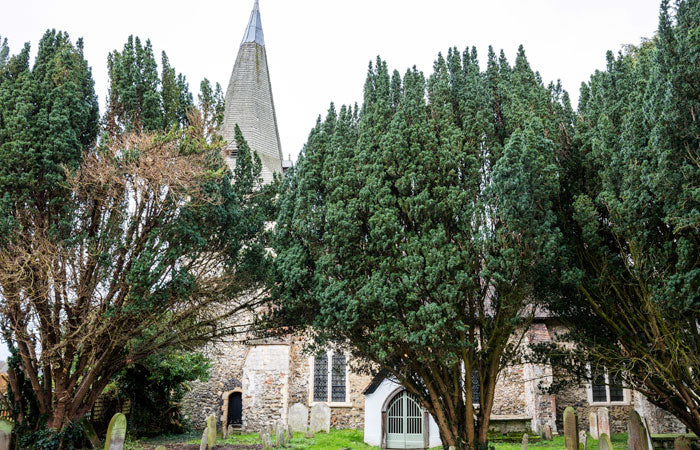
[222,0,284,184]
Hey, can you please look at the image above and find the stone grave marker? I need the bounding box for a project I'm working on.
[275,421,285,446]
[105,413,127,450]
[564,406,579,450]
[206,415,217,448]
[627,410,651,450]
[199,427,208,450]
[310,403,331,433]
[598,432,613,450]
[289,402,309,433]
[521,433,529,450]
[542,424,553,441]
[597,407,610,438]
[579,430,587,450]
[286,423,294,443]
[674,436,692,450]
[155,447,166,450]
[304,427,315,439]
[588,411,599,439]
[261,430,273,450]
[0,420,12,450]
[78,417,100,449]
[642,417,655,450]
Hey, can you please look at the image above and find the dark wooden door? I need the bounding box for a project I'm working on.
[228,392,242,426]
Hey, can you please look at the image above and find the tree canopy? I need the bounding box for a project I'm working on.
[270,47,573,449]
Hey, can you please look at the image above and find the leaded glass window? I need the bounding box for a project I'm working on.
[590,368,626,403]
[471,370,481,406]
[592,370,608,402]
[331,353,347,402]
[314,353,328,402]
[609,372,624,402]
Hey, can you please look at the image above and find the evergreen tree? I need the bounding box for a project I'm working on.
[0,36,9,69]
[271,49,571,450]
[542,0,700,435]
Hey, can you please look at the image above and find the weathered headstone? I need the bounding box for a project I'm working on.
[0,420,12,450]
[310,403,331,433]
[155,447,166,450]
[597,407,610,438]
[589,411,599,439]
[304,428,315,439]
[206,415,217,448]
[564,406,579,450]
[579,430,587,450]
[275,421,285,446]
[200,427,208,450]
[288,402,309,433]
[598,432,613,450]
[542,424,553,441]
[104,413,127,450]
[521,433,529,450]
[261,430,273,450]
[286,423,294,443]
[627,410,651,450]
[642,417,655,450]
[674,436,692,450]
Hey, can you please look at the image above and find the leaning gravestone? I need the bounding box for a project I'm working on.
[261,430,273,450]
[206,415,217,448]
[310,403,331,433]
[628,410,651,450]
[286,423,294,443]
[579,430,587,450]
[199,427,208,450]
[564,407,579,450]
[589,411,599,439]
[0,420,12,450]
[597,407,610,438]
[304,427,315,439]
[598,432,613,450]
[289,402,309,433]
[521,433,529,450]
[674,437,692,450]
[104,413,127,450]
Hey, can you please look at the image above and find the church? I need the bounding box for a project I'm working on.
[180,2,687,447]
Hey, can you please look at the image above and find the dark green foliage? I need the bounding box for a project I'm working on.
[541,0,700,435]
[112,351,210,436]
[271,48,571,449]
[105,36,192,135]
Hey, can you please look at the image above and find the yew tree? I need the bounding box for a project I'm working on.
[543,0,700,435]
[0,32,270,440]
[271,48,572,449]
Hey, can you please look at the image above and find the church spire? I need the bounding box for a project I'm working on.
[241,0,265,46]
[222,0,284,184]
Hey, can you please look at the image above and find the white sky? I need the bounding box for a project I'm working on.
[0,0,661,360]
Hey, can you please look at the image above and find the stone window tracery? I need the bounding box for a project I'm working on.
[311,350,349,405]
[588,367,627,405]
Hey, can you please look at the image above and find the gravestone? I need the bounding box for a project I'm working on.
[564,407,579,450]
[310,403,331,433]
[0,420,11,450]
[261,430,273,450]
[78,417,100,449]
[206,415,217,448]
[589,411,599,439]
[642,417,655,450]
[200,427,208,450]
[286,423,294,443]
[289,402,309,433]
[628,410,651,450]
[598,432,613,450]
[579,430,587,450]
[105,413,127,450]
[543,424,553,441]
[275,421,285,446]
[674,437,692,450]
[155,447,166,450]
[521,433,529,450]
[597,407,610,438]
[304,428,315,439]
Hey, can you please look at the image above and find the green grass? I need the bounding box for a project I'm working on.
[132,428,630,450]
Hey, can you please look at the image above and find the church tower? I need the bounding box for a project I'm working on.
[222,0,286,184]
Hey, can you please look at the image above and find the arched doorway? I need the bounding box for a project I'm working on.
[385,390,426,449]
[227,392,242,427]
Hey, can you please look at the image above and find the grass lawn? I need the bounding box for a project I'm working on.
[131,429,629,450]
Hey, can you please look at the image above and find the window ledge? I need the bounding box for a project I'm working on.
[310,401,353,408]
[589,401,631,406]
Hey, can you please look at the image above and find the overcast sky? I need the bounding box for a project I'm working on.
[0,0,661,360]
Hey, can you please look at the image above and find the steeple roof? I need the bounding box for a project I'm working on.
[241,0,265,46]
